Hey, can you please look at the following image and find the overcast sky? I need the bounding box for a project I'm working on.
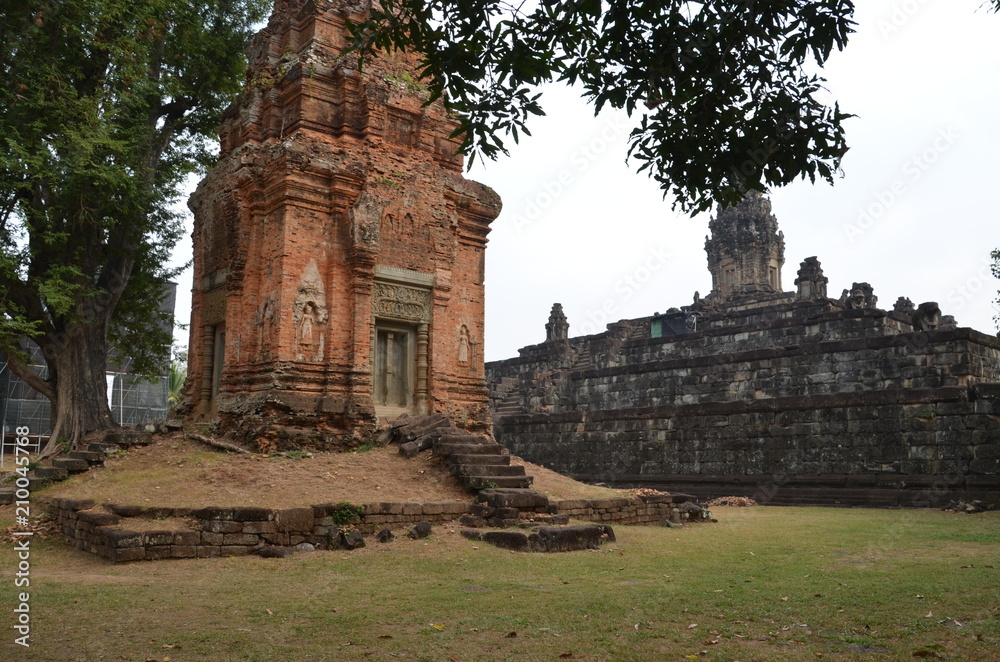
[171,0,1000,363]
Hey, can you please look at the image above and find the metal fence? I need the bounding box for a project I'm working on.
[1,348,169,468]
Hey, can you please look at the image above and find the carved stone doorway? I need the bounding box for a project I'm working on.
[374,323,415,414]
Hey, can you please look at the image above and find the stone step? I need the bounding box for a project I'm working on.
[68,450,105,464]
[33,466,70,481]
[452,464,526,478]
[435,433,489,445]
[51,457,90,473]
[88,442,119,454]
[463,475,534,490]
[476,488,550,510]
[447,453,512,467]
[0,489,14,505]
[103,430,152,447]
[434,443,506,458]
[27,476,51,491]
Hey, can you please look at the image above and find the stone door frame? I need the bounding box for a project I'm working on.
[371,266,434,417]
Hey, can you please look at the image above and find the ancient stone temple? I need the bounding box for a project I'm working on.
[487,195,1000,507]
[185,0,501,449]
[704,191,785,298]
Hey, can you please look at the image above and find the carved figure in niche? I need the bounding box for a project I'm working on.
[842,282,877,309]
[257,298,276,360]
[893,297,916,316]
[912,301,941,331]
[458,325,471,364]
[300,303,315,344]
[293,260,329,361]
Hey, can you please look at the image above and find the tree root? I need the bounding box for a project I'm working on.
[187,433,256,455]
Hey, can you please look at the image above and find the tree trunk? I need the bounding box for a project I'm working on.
[41,321,117,451]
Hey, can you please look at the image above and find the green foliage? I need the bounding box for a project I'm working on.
[331,502,363,525]
[0,0,269,426]
[349,0,857,213]
[167,360,187,411]
[383,71,425,95]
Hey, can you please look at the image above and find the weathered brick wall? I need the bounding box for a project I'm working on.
[185,0,500,449]
[44,494,683,562]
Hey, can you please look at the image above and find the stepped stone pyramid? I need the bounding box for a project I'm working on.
[487,194,1000,507]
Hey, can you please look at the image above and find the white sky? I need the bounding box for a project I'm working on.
[170,0,1000,362]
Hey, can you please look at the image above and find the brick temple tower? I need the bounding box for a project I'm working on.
[184,0,501,449]
[705,191,785,298]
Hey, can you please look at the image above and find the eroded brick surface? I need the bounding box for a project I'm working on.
[185,0,500,449]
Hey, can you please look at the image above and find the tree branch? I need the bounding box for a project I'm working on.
[3,350,54,401]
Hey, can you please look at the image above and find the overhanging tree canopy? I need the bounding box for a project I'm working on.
[0,0,269,446]
[349,0,857,213]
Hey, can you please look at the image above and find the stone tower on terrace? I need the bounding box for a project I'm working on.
[184,0,501,449]
[705,191,785,298]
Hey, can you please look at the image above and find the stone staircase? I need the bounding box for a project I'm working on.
[570,347,592,371]
[0,432,151,504]
[382,414,533,491]
[492,392,522,418]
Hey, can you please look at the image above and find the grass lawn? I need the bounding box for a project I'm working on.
[1,505,998,661]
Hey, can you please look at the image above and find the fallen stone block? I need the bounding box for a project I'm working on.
[481,530,530,551]
[528,525,616,553]
[408,521,433,539]
[255,545,294,559]
[339,530,366,550]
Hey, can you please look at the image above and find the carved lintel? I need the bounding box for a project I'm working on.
[202,287,227,325]
[372,281,432,323]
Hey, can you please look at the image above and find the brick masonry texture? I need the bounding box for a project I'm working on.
[184,0,500,449]
[43,494,685,563]
[487,196,1000,507]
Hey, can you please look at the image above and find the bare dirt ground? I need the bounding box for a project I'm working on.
[41,432,627,509]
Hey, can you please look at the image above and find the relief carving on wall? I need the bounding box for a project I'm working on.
[294,260,328,361]
[458,325,471,364]
[202,287,227,325]
[458,324,480,373]
[256,296,276,360]
[372,281,432,323]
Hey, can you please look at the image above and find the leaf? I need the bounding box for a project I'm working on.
[688,623,698,629]
[431,624,445,631]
